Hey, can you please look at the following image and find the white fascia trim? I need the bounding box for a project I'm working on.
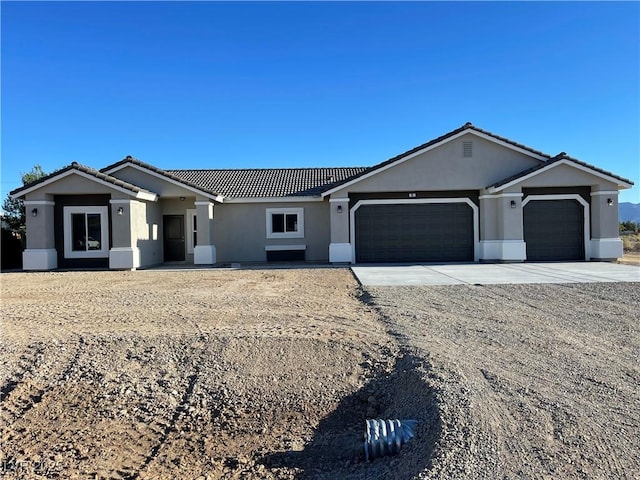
[23,200,56,206]
[590,190,619,196]
[11,169,158,201]
[194,201,217,206]
[329,197,349,203]
[264,244,306,251]
[349,198,480,264]
[110,199,143,205]
[522,194,591,260]
[478,193,523,200]
[322,129,548,198]
[224,196,322,204]
[488,159,633,193]
[104,162,221,202]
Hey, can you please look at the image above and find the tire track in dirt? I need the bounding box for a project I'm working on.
[131,336,211,479]
[0,337,83,428]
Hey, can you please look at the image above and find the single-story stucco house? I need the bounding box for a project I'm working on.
[10,122,633,270]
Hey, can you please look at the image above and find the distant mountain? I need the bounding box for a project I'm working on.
[619,202,640,223]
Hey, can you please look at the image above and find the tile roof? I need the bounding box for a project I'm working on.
[10,162,157,198]
[489,152,634,190]
[165,167,368,198]
[101,156,223,197]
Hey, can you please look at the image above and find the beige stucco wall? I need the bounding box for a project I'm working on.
[513,163,619,190]
[27,174,123,196]
[109,166,200,198]
[213,201,330,263]
[23,195,55,249]
[330,134,542,197]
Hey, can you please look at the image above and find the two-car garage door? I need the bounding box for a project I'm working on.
[354,202,474,263]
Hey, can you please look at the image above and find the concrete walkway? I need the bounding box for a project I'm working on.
[352,262,640,286]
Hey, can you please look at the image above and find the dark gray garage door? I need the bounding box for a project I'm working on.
[355,203,474,263]
[523,199,584,261]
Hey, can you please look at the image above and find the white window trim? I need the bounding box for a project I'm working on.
[266,207,304,239]
[186,209,197,254]
[63,206,109,258]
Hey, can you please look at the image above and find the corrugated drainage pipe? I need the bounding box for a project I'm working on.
[364,418,418,461]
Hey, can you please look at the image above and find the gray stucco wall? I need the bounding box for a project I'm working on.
[213,201,330,263]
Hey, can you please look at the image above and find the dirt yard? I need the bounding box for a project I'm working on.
[0,268,638,479]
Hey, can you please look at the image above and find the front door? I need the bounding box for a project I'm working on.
[163,215,185,262]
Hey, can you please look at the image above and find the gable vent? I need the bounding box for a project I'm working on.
[463,141,473,158]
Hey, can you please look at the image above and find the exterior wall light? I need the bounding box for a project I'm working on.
[607,198,613,206]
[31,208,38,217]
[510,200,516,208]
[117,207,124,215]
[337,205,343,213]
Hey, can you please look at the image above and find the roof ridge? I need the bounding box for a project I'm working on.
[166,166,368,173]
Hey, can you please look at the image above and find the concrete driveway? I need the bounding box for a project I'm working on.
[352,262,640,286]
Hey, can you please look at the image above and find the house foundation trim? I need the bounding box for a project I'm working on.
[479,240,526,261]
[194,245,216,264]
[23,248,58,270]
[329,243,353,263]
[109,247,140,270]
[590,238,623,260]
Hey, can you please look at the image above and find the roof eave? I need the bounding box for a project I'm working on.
[322,125,550,197]
[10,167,158,200]
[104,160,223,202]
[488,158,634,193]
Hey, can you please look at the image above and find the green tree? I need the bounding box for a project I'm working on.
[619,221,639,233]
[1,165,48,233]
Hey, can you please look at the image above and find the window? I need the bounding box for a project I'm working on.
[266,208,304,239]
[186,209,198,254]
[63,206,109,258]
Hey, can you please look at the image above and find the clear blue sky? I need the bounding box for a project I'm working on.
[2,1,639,203]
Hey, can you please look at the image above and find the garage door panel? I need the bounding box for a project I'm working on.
[524,199,584,261]
[355,203,474,263]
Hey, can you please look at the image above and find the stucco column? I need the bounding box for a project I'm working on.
[328,197,351,262]
[478,192,526,261]
[194,201,216,264]
[109,199,141,270]
[590,190,623,259]
[23,198,57,270]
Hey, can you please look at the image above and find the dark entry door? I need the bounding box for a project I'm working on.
[163,215,185,262]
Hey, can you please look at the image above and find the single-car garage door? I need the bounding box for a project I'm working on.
[355,202,474,263]
[523,199,585,261]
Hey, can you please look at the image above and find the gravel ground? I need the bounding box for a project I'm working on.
[0,269,638,479]
[364,282,640,479]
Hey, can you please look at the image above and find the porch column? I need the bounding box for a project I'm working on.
[23,198,57,270]
[590,190,623,260]
[109,199,141,270]
[328,197,352,263]
[194,201,216,264]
